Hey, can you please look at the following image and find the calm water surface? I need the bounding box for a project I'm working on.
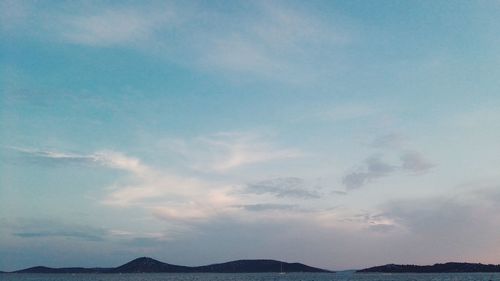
[1,273,500,281]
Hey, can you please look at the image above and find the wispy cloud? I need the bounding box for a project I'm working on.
[14,230,103,241]
[342,155,395,190]
[371,133,408,149]
[58,5,176,47]
[342,134,435,190]
[235,203,299,212]
[19,147,239,227]
[9,146,194,207]
[342,151,434,190]
[8,139,305,229]
[242,177,320,199]
[3,218,106,242]
[339,211,397,233]
[11,146,98,163]
[199,2,350,82]
[9,1,352,84]
[400,151,434,173]
[147,188,239,223]
[10,147,150,176]
[100,169,218,208]
[8,143,360,242]
[168,132,302,172]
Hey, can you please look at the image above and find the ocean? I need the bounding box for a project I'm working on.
[1,272,500,281]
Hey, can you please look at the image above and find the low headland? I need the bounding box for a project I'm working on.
[357,262,500,273]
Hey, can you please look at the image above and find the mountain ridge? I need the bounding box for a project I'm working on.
[9,257,332,273]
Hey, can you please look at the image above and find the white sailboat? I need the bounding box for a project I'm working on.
[279,261,286,275]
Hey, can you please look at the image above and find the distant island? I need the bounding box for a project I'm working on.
[358,262,500,273]
[7,257,332,274]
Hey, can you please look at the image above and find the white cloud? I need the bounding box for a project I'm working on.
[12,145,406,241]
[170,132,302,172]
[8,135,304,229]
[199,2,350,82]
[242,177,320,199]
[94,151,151,177]
[15,144,500,266]
[11,1,352,84]
[10,147,150,176]
[101,174,216,208]
[150,194,236,222]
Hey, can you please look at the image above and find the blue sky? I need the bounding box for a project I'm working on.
[1,0,500,271]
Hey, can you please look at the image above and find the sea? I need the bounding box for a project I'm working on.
[1,272,500,281]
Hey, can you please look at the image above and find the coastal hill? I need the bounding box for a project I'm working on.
[11,257,332,273]
[108,257,192,273]
[194,259,328,273]
[358,262,500,273]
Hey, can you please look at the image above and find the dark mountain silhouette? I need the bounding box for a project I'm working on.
[108,257,193,273]
[10,257,331,273]
[358,262,500,273]
[194,259,330,273]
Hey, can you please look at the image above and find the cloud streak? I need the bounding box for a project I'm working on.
[167,132,302,172]
[10,147,150,176]
[242,177,320,199]
[236,203,299,212]
[59,5,175,47]
[3,218,106,242]
[371,133,408,149]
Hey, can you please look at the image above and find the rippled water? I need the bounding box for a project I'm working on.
[1,272,500,281]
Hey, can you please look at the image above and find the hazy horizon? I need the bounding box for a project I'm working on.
[2,0,500,272]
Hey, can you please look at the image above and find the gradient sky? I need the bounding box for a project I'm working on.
[1,0,500,271]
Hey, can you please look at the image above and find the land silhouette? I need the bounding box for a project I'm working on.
[4,258,500,274]
[358,262,500,273]
[9,257,331,273]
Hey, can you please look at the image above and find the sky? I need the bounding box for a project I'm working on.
[1,0,500,272]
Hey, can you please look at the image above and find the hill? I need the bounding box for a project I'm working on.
[358,262,500,273]
[195,259,330,273]
[107,257,193,273]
